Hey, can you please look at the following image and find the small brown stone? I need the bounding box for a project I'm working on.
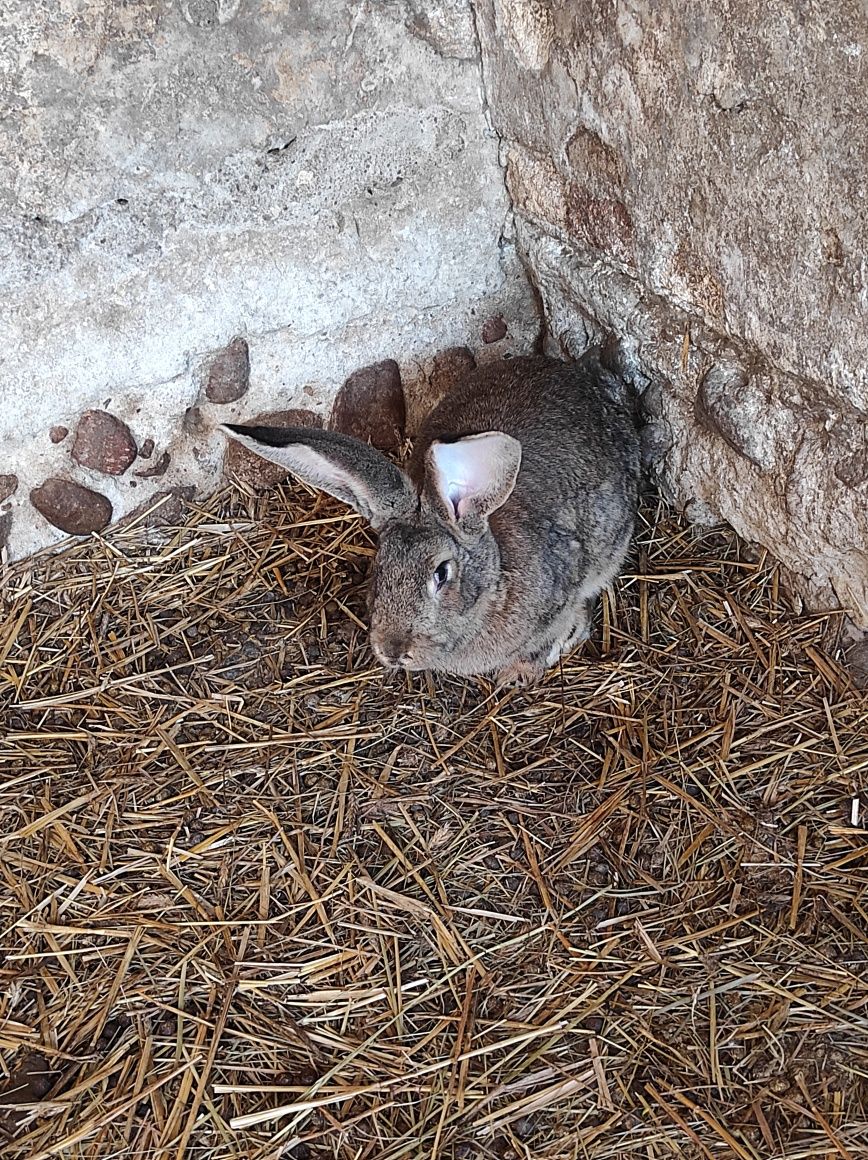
[139,437,155,458]
[72,411,137,475]
[225,408,323,488]
[135,451,171,479]
[205,337,250,404]
[481,315,508,343]
[31,478,113,534]
[0,473,18,503]
[329,359,405,452]
[49,425,69,444]
[183,406,206,435]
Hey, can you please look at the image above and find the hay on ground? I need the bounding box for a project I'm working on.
[1,479,867,1160]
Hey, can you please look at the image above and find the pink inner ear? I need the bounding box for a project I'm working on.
[434,440,494,514]
[429,433,521,523]
[446,481,468,519]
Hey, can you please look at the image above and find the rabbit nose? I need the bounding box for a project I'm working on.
[375,635,414,667]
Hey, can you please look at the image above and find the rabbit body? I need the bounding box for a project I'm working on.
[223,351,639,685]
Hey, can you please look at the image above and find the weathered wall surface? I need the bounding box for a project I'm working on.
[475,0,868,626]
[0,0,538,559]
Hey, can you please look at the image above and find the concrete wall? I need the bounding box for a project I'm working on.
[0,0,538,558]
[475,0,868,627]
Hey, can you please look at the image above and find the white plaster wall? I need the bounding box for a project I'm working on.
[0,0,539,559]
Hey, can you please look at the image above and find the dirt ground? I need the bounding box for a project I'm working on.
[1,481,867,1159]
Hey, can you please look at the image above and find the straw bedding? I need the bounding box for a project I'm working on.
[1,479,867,1159]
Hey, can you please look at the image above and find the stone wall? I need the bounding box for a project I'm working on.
[475,0,868,628]
[0,0,538,559]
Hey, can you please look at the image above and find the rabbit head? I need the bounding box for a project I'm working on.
[222,424,521,673]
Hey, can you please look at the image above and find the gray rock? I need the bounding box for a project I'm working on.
[31,479,113,534]
[694,361,775,471]
[400,0,478,58]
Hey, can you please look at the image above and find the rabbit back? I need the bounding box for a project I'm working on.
[412,352,639,563]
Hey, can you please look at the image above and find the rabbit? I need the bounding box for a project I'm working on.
[222,351,640,685]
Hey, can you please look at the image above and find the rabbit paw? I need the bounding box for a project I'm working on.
[495,658,547,689]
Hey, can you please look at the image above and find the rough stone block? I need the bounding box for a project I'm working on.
[475,0,868,626]
[0,2,538,561]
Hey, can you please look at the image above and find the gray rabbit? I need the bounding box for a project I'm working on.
[223,352,639,685]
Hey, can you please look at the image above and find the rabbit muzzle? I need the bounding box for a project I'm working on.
[370,630,419,670]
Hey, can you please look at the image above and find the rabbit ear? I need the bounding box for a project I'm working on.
[222,425,415,528]
[425,432,521,534]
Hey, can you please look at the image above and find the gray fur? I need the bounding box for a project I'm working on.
[221,423,415,529]
[222,352,640,684]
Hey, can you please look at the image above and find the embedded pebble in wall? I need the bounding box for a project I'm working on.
[329,360,405,453]
[481,315,508,343]
[0,474,18,503]
[139,438,155,458]
[205,337,251,404]
[49,426,69,444]
[30,478,113,534]
[183,406,207,435]
[135,452,171,479]
[71,411,137,475]
[225,409,323,488]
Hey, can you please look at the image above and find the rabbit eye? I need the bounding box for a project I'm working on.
[432,560,454,591]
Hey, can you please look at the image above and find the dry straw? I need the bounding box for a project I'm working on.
[1,479,866,1159]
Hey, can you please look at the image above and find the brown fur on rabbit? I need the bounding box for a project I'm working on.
[222,352,639,685]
